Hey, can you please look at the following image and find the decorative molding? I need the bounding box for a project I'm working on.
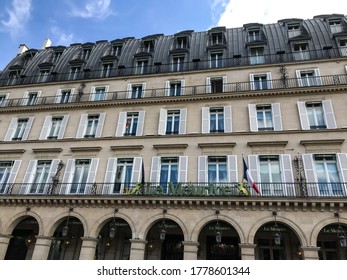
[0,149,26,154]
[110,145,144,151]
[198,142,236,148]
[32,148,63,153]
[247,141,288,147]
[70,147,102,152]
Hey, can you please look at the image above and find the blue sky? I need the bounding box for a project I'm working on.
[0,0,346,71]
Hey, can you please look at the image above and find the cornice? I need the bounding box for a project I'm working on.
[0,195,345,212]
[1,85,346,113]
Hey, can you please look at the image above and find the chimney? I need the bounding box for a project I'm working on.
[41,38,52,49]
[18,44,29,55]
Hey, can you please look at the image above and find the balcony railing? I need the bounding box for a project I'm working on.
[0,74,347,109]
[1,182,346,198]
[1,47,346,87]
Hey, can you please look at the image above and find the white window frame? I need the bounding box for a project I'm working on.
[249,47,265,64]
[0,93,9,107]
[293,42,310,60]
[202,106,232,134]
[248,103,282,132]
[165,80,185,96]
[297,100,336,130]
[55,88,75,104]
[76,113,106,138]
[296,69,322,87]
[39,115,69,140]
[0,160,21,194]
[210,52,223,68]
[172,56,185,72]
[61,158,99,194]
[90,86,109,101]
[4,117,34,141]
[249,72,272,90]
[22,91,41,106]
[116,111,145,137]
[247,154,294,196]
[126,83,146,99]
[158,108,187,135]
[103,157,142,194]
[206,76,227,93]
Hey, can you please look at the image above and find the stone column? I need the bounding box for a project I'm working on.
[0,234,12,260]
[79,237,98,260]
[129,239,147,260]
[239,243,256,260]
[182,241,199,260]
[31,236,54,260]
[301,246,320,260]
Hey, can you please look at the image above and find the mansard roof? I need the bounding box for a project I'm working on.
[1,14,346,85]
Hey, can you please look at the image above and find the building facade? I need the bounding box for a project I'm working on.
[0,14,347,260]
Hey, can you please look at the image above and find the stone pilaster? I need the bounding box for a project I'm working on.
[79,237,98,260]
[239,243,256,260]
[31,236,54,260]
[182,241,200,260]
[129,239,147,260]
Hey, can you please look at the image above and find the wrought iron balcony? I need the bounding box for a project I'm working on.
[0,73,346,109]
[0,47,346,87]
[1,182,346,198]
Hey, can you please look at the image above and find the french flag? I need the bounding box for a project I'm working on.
[243,158,260,195]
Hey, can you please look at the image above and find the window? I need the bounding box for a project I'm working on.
[136,60,148,75]
[29,161,51,194]
[248,29,261,41]
[293,43,310,60]
[124,113,139,136]
[69,66,81,80]
[150,156,188,193]
[339,39,347,56]
[166,110,180,134]
[172,56,184,72]
[52,52,62,64]
[302,154,347,197]
[202,106,232,134]
[0,94,8,107]
[101,63,113,77]
[206,77,226,93]
[249,47,265,64]
[111,45,122,56]
[82,48,91,60]
[127,83,146,99]
[247,154,294,196]
[158,108,187,135]
[176,37,187,49]
[61,158,99,194]
[116,111,145,137]
[296,69,321,87]
[104,157,142,194]
[210,52,223,68]
[90,86,108,101]
[38,69,50,83]
[76,113,105,138]
[55,89,73,104]
[165,80,184,96]
[6,118,33,141]
[288,24,301,38]
[143,41,154,52]
[0,161,21,194]
[329,19,343,33]
[23,91,40,106]
[250,73,272,90]
[40,115,68,140]
[8,70,20,85]
[211,33,223,45]
[297,100,336,130]
[248,103,282,131]
[197,155,238,185]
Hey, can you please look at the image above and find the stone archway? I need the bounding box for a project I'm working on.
[5,216,39,260]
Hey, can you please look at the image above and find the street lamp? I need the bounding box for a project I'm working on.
[62,207,73,237]
[109,208,118,239]
[215,210,222,244]
[335,212,347,248]
[159,209,167,242]
[272,211,281,246]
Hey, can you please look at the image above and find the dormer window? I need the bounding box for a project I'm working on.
[82,48,91,60]
[211,32,223,45]
[339,38,347,56]
[329,19,343,33]
[38,69,50,83]
[176,37,188,49]
[52,52,62,64]
[101,63,113,78]
[288,24,301,38]
[143,40,154,52]
[112,45,122,56]
[293,42,310,60]
[248,29,261,42]
[8,69,21,86]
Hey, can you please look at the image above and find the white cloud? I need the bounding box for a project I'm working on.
[51,26,76,46]
[0,0,32,37]
[216,0,347,28]
[68,0,113,20]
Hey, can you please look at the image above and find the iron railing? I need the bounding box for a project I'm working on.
[1,182,346,198]
[0,74,346,109]
[0,47,346,87]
